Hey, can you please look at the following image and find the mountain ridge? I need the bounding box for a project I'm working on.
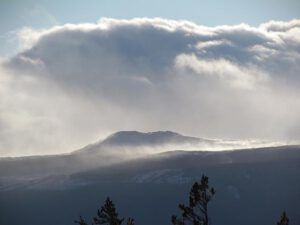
[73,130,212,155]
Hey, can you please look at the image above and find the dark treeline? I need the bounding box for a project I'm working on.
[75,175,289,225]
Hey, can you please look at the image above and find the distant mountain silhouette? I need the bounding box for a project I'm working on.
[0,130,296,181]
[0,131,213,178]
[101,131,209,146]
[73,130,214,156]
[100,131,205,147]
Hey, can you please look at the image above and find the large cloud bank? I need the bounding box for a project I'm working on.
[1,18,300,156]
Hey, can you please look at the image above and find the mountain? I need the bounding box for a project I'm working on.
[1,131,299,225]
[100,130,207,147]
[0,145,299,225]
[0,130,293,178]
[74,130,213,155]
[0,131,214,177]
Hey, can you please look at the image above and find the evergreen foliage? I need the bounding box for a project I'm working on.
[75,175,289,225]
[277,212,289,225]
[75,216,88,225]
[75,197,134,225]
[171,175,215,225]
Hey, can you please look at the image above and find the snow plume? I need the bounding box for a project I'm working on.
[1,18,300,156]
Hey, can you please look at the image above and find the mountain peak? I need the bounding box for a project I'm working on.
[100,130,199,147]
[73,130,209,155]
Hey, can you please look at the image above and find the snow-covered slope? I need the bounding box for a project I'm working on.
[0,131,295,179]
[100,131,207,146]
[0,145,299,225]
[73,130,214,155]
[0,131,214,178]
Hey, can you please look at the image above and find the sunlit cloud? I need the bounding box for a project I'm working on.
[1,18,300,156]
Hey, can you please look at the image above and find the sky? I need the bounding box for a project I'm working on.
[0,1,300,156]
[1,0,300,56]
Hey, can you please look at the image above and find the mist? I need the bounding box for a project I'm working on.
[1,18,300,156]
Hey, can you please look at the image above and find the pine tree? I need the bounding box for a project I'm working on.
[75,216,88,225]
[277,212,289,225]
[172,175,215,225]
[75,197,134,225]
[126,217,135,225]
[93,197,124,225]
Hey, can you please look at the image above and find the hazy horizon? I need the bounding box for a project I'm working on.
[1,129,299,158]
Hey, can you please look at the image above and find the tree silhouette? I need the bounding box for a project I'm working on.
[75,216,88,225]
[74,177,291,225]
[126,218,135,225]
[277,212,289,225]
[75,197,134,225]
[171,175,215,225]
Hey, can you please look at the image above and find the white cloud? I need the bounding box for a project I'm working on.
[1,18,300,156]
[259,19,300,32]
[174,54,268,89]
